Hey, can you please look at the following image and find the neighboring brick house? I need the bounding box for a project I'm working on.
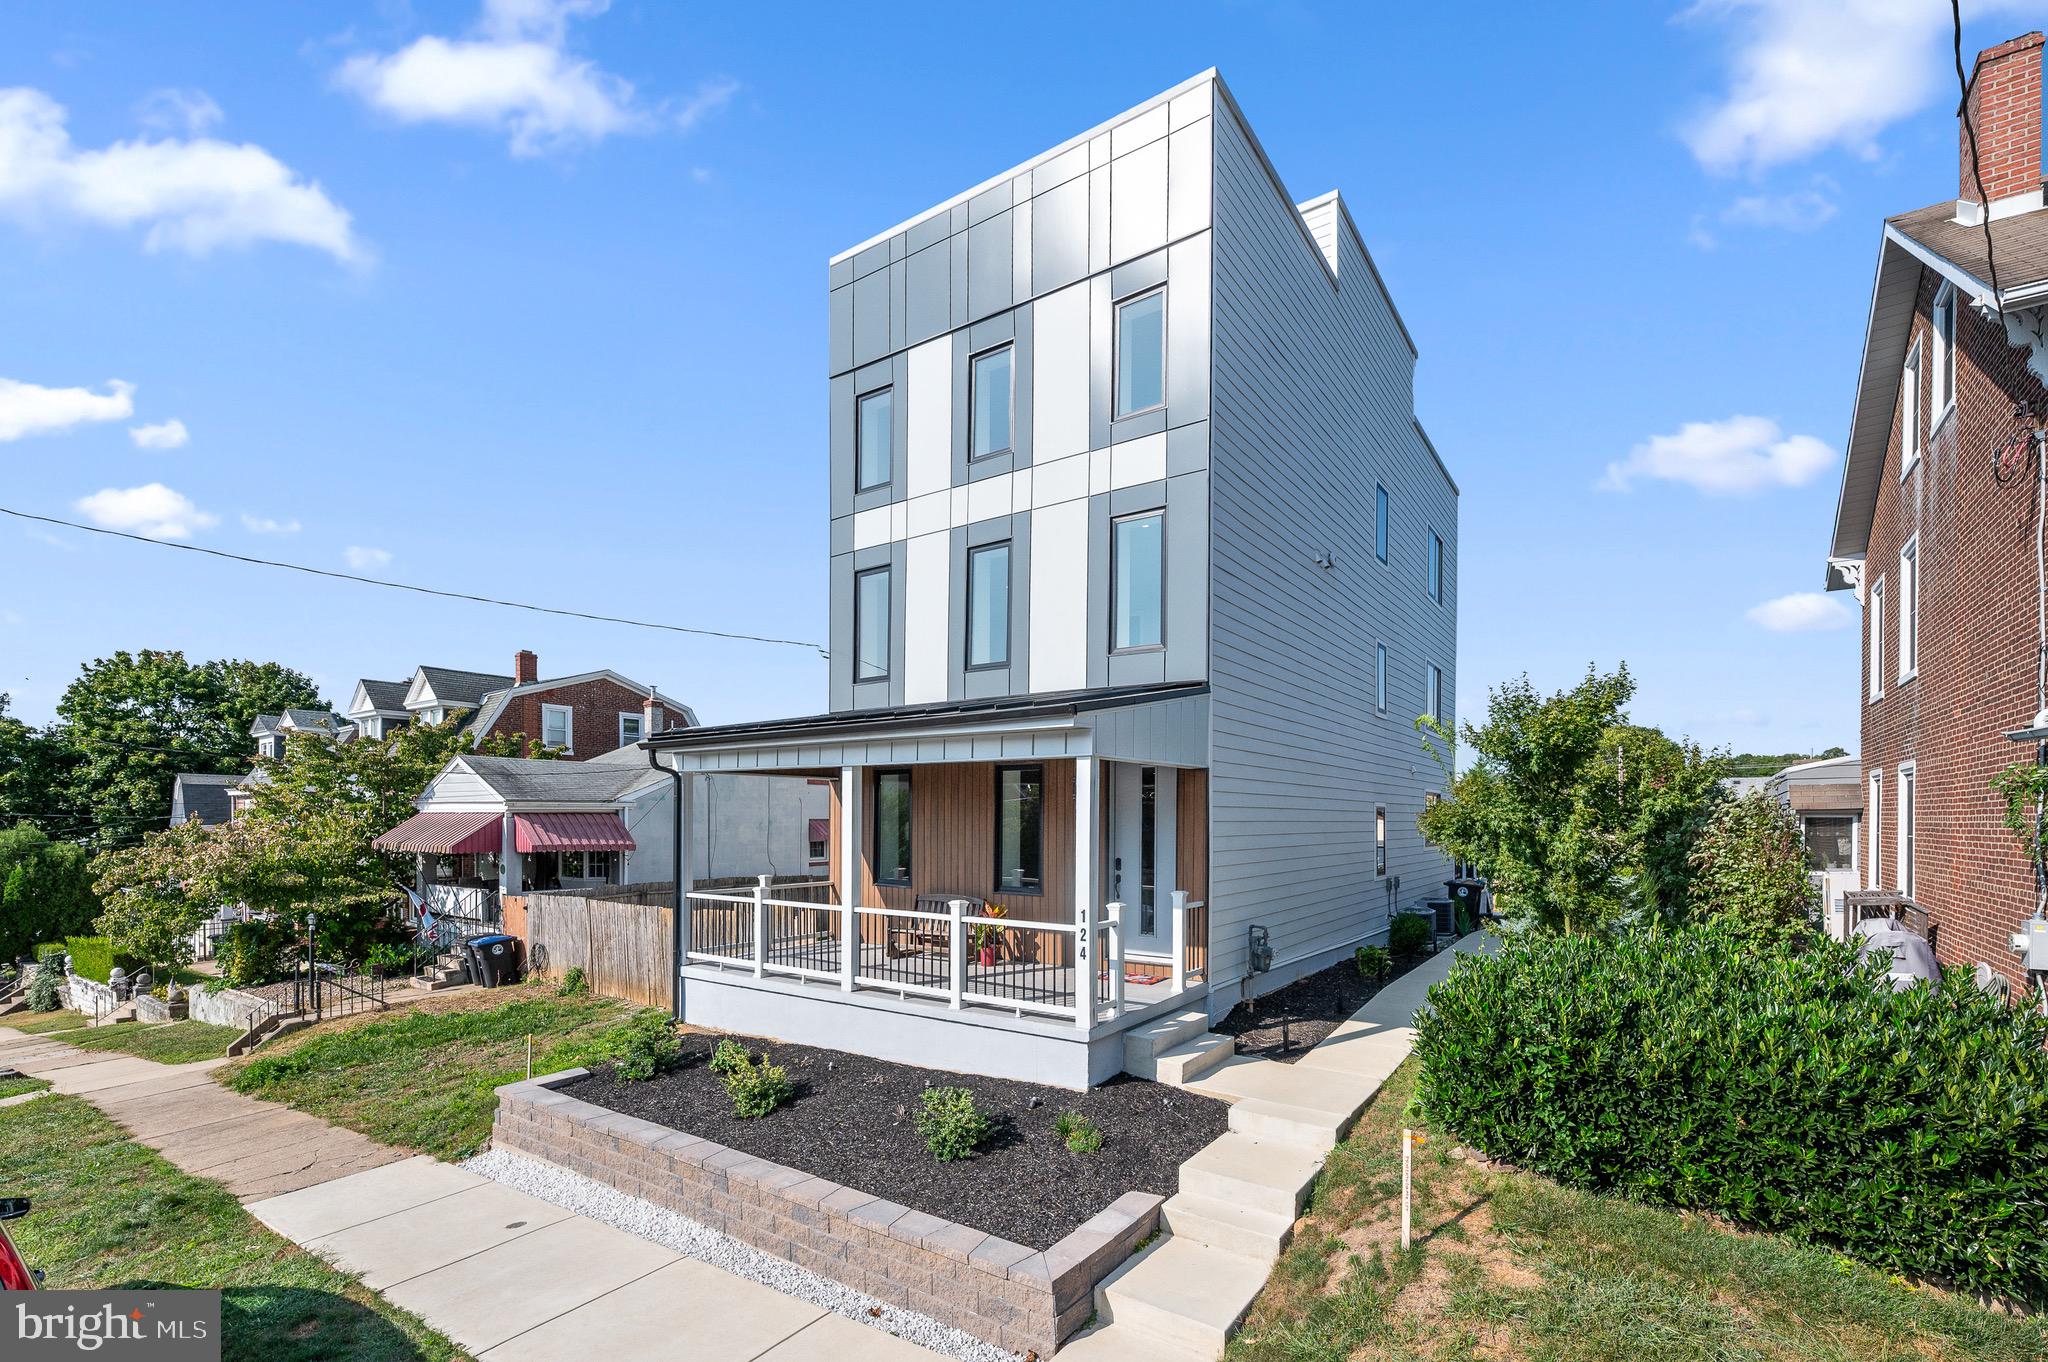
[1826,32,2048,991]
[455,651,698,760]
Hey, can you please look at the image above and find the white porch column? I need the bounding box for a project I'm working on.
[1074,755,1100,1034]
[839,765,862,992]
[499,812,523,894]
[1170,890,1189,994]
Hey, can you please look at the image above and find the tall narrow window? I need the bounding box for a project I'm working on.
[1898,538,1918,682]
[1115,288,1165,417]
[1868,578,1886,701]
[993,764,1044,893]
[1375,642,1388,715]
[856,386,894,491]
[1868,771,1884,889]
[1112,511,1165,651]
[1901,342,1922,472]
[1375,485,1390,564]
[854,566,891,682]
[1429,530,1444,604]
[1933,284,1957,417]
[970,345,1013,459]
[1426,664,1442,721]
[873,770,912,885]
[966,542,1011,669]
[1897,765,1916,897]
[542,703,573,751]
[1374,805,1387,876]
[1139,767,1157,935]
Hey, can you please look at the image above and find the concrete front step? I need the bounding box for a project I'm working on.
[1149,1031,1236,1086]
[1055,1321,1215,1362]
[1094,1235,1273,1356]
[1161,1191,1295,1262]
[1190,1054,1372,1116]
[1122,1009,1211,1072]
[1179,1132,1326,1220]
[1227,1096,1354,1151]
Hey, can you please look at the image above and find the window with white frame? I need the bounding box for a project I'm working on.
[1426,663,1442,721]
[1932,283,1957,421]
[1868,577,1886,701]
[1867,771,1883,889]
[541,703,572,751]
[1897,763,1916,897]
[1114,288,1165,417]
[618,711,643,746]
[1901,341,1922,474]
[1898,537,1919,682]
[1375,642,1388,715]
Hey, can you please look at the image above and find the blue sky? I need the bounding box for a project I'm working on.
[0,1,2035,753]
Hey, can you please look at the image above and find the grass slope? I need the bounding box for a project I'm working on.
[1226,1059,2047,1362]
[6,1010,90,1035]
[63,1020,241,1064]
[224,986,644,1159]
[0,1093,467,1362]
[0,1074,50,1099]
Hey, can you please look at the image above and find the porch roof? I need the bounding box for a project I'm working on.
[647,682,1206,748]
[513,811,636,852]
[374,810,501,854]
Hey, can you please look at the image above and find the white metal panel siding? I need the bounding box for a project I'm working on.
[1205,104,1458,1000]
[1029,497,1090,692]
[1033,283,1090,461]
[907,338,952,498]
[904,531,951,703]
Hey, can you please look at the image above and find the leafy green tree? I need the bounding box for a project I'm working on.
[0,824,100,961]
[54,651,322,847]
[88,817,221,973]
[1724,746,1849,778]
[0,695,81,837]
[1688,791,1817,939]
[1418,664,1726,933]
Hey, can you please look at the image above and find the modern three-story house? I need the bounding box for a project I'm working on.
[648,71,1459,1085]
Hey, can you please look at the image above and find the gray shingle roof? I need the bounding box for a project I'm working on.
[458,755,657,802]
[357,678,409,712]
[171,773,238,826]
[418,667,514,708]
[281,708,343,731]
[251,714,281,737]
[1889,199,2048,293]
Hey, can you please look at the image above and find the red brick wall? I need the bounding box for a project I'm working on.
[482,677,676,760]
[1862,265,2048,988]
[1962,32,2044,204]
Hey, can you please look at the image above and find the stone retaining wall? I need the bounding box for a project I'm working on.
[62,973,118,1018]
[493,1071,1160,1356]
[189,983,275,1031]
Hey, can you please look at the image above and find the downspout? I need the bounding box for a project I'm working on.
[647,741,684,1021]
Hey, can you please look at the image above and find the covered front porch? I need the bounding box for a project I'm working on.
[654,684,1212,1087]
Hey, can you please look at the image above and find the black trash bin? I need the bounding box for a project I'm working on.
[463,934,523,989]
[1445,878,1486,931]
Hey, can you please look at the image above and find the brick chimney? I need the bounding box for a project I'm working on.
[513,649,539,684]
[1958,32,2045,223]
[641,691,663,737]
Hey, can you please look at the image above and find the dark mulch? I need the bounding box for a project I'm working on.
[561,1033,1230,1250]
[1213,950,1430,1063]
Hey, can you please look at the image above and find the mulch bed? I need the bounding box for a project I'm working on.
[561,1033,1230,1250]
[1213,950,1431,1063]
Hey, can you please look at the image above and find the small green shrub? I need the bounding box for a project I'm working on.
[1416,923,2048,1307]
[709,1037,750,1076]
[723,1052,792,1118]
[1054,1110,1102,1154]
[26,965,62,1012]
[34,943,68,965]
[556,965,588,997]
[1387,913,1431,957]
[917,1086,990,1161]
[364,942,419,976]
[1354,945,1390,981]
[61,936,137,984]
[613,1013,681,1082]
[215,918,300,988]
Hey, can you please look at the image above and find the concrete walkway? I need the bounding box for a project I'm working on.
[1063,932,1496,1362]
[0,1024,931,1360]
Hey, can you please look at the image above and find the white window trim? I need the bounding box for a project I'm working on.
[618,711,643,747]
[1896,761,1916,897]
[1897,537,1918,684]
[542,703,574,753]
[1112,285,1167,420]
[1900,340,1922,479]
[1867,770,1884,890]
[1868,576,1886,701]
[1932,283,1957,429]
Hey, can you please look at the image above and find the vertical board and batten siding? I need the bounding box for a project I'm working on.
[1204,99,1458,1001]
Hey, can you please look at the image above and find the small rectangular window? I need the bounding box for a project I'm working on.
[1934,284,1957,415]
[966,542,1011,669]
[873,770,912,885]
[619,712,642,746]
[1802,815,1855,872]
[1868,577,1886,701]
[856,386,894,491]
[1897,765,1916,896]
[1112,510,1165,651]
[970,346,1013,459]
[1898,538,1918,681]
[1426,664,1442,721]
[1375,642,1387,715]
[1115,288,1165,417]
[1429,530,1444,604]
[1375,805,1387,877]
[1868,771,1884,889]
[1901,342,1921,471]
[854,566,891,682]
[993,764,1044,893]
[541,703,573,751]
[1375,485,1390,564]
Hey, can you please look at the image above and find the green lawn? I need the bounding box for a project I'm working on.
[0,1073,50,1099]
[64,1020,242,1064]
[1225,1059,2048,1362]
[224,985,646,1158]
[0,1093,468,1362]
[5,1009,89,1034]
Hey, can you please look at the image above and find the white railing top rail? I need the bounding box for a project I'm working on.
[688,890,844,912]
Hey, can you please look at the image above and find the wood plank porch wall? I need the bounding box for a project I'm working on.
[1178,770,1209,979]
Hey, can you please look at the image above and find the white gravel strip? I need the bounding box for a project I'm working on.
[463,1147,1019,1362]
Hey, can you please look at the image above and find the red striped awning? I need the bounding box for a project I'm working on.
[513,812,636,853]
[808,818,829,843]
[373,810,502,854]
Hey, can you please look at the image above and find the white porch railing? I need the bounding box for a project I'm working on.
[682,877,1204,1033]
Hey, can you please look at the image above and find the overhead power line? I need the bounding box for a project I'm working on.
[0,505,830,658]
[1954,0,2005,309]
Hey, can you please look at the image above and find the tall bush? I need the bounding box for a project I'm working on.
[1415,926,2048,1305]
[1687,792,1815,936]
[0,824,100,961]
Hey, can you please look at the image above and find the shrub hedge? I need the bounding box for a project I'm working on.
[61,936,139,985]
[1415,926,2048,1305]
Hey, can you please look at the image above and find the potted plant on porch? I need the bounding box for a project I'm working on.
[970,903,1006,967]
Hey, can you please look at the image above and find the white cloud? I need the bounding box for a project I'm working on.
[1720,186,1837,231]
[240,513,301,535]
[0,86,360,262]
[1682,0,2035,174]
[0,376,132,441]
[343,545,392,570]
[128,417,188,449]
[337,0,640,155]
[1601,415,1834,495]
[136,88,224,136]
[674,76,739,132]
[74,483,218,538]
[1747,591,1854,632]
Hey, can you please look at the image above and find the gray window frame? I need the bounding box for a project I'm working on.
[853,565,892,683]
[872,768,913,886]
[854,385,894,493]
[1112,285,1167,420]
[1429,529,1444,604]
[1375,642,1387,715]
[1110,507,1167,655]
[991,763,1045,896]
[1375,485,1390,565]
[968,343,1015,462]
[964,540,1012,671]
[1374,804,1387,877]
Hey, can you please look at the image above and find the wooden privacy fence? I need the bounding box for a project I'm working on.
[523,884,676,1010]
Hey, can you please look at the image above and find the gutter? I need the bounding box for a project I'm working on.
[646,741,684,1021]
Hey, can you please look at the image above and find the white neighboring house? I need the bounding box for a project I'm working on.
[1763,755,1863,928]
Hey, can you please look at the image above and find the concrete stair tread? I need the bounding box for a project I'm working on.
[1163,1191,1294,1260]
[1152,1031,1236,1085]
[1182,1131,1325,1195]
[1055,1322,1213,1362]
[1228,1095,1357,1150]
[1124,1009,1212,1058]
[1099,1236,1273,1346]
[1188,1055,1371,1115]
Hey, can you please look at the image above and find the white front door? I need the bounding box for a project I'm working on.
[1108,763,1176,958]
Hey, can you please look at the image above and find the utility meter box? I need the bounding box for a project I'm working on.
[2027,918,2048,972]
